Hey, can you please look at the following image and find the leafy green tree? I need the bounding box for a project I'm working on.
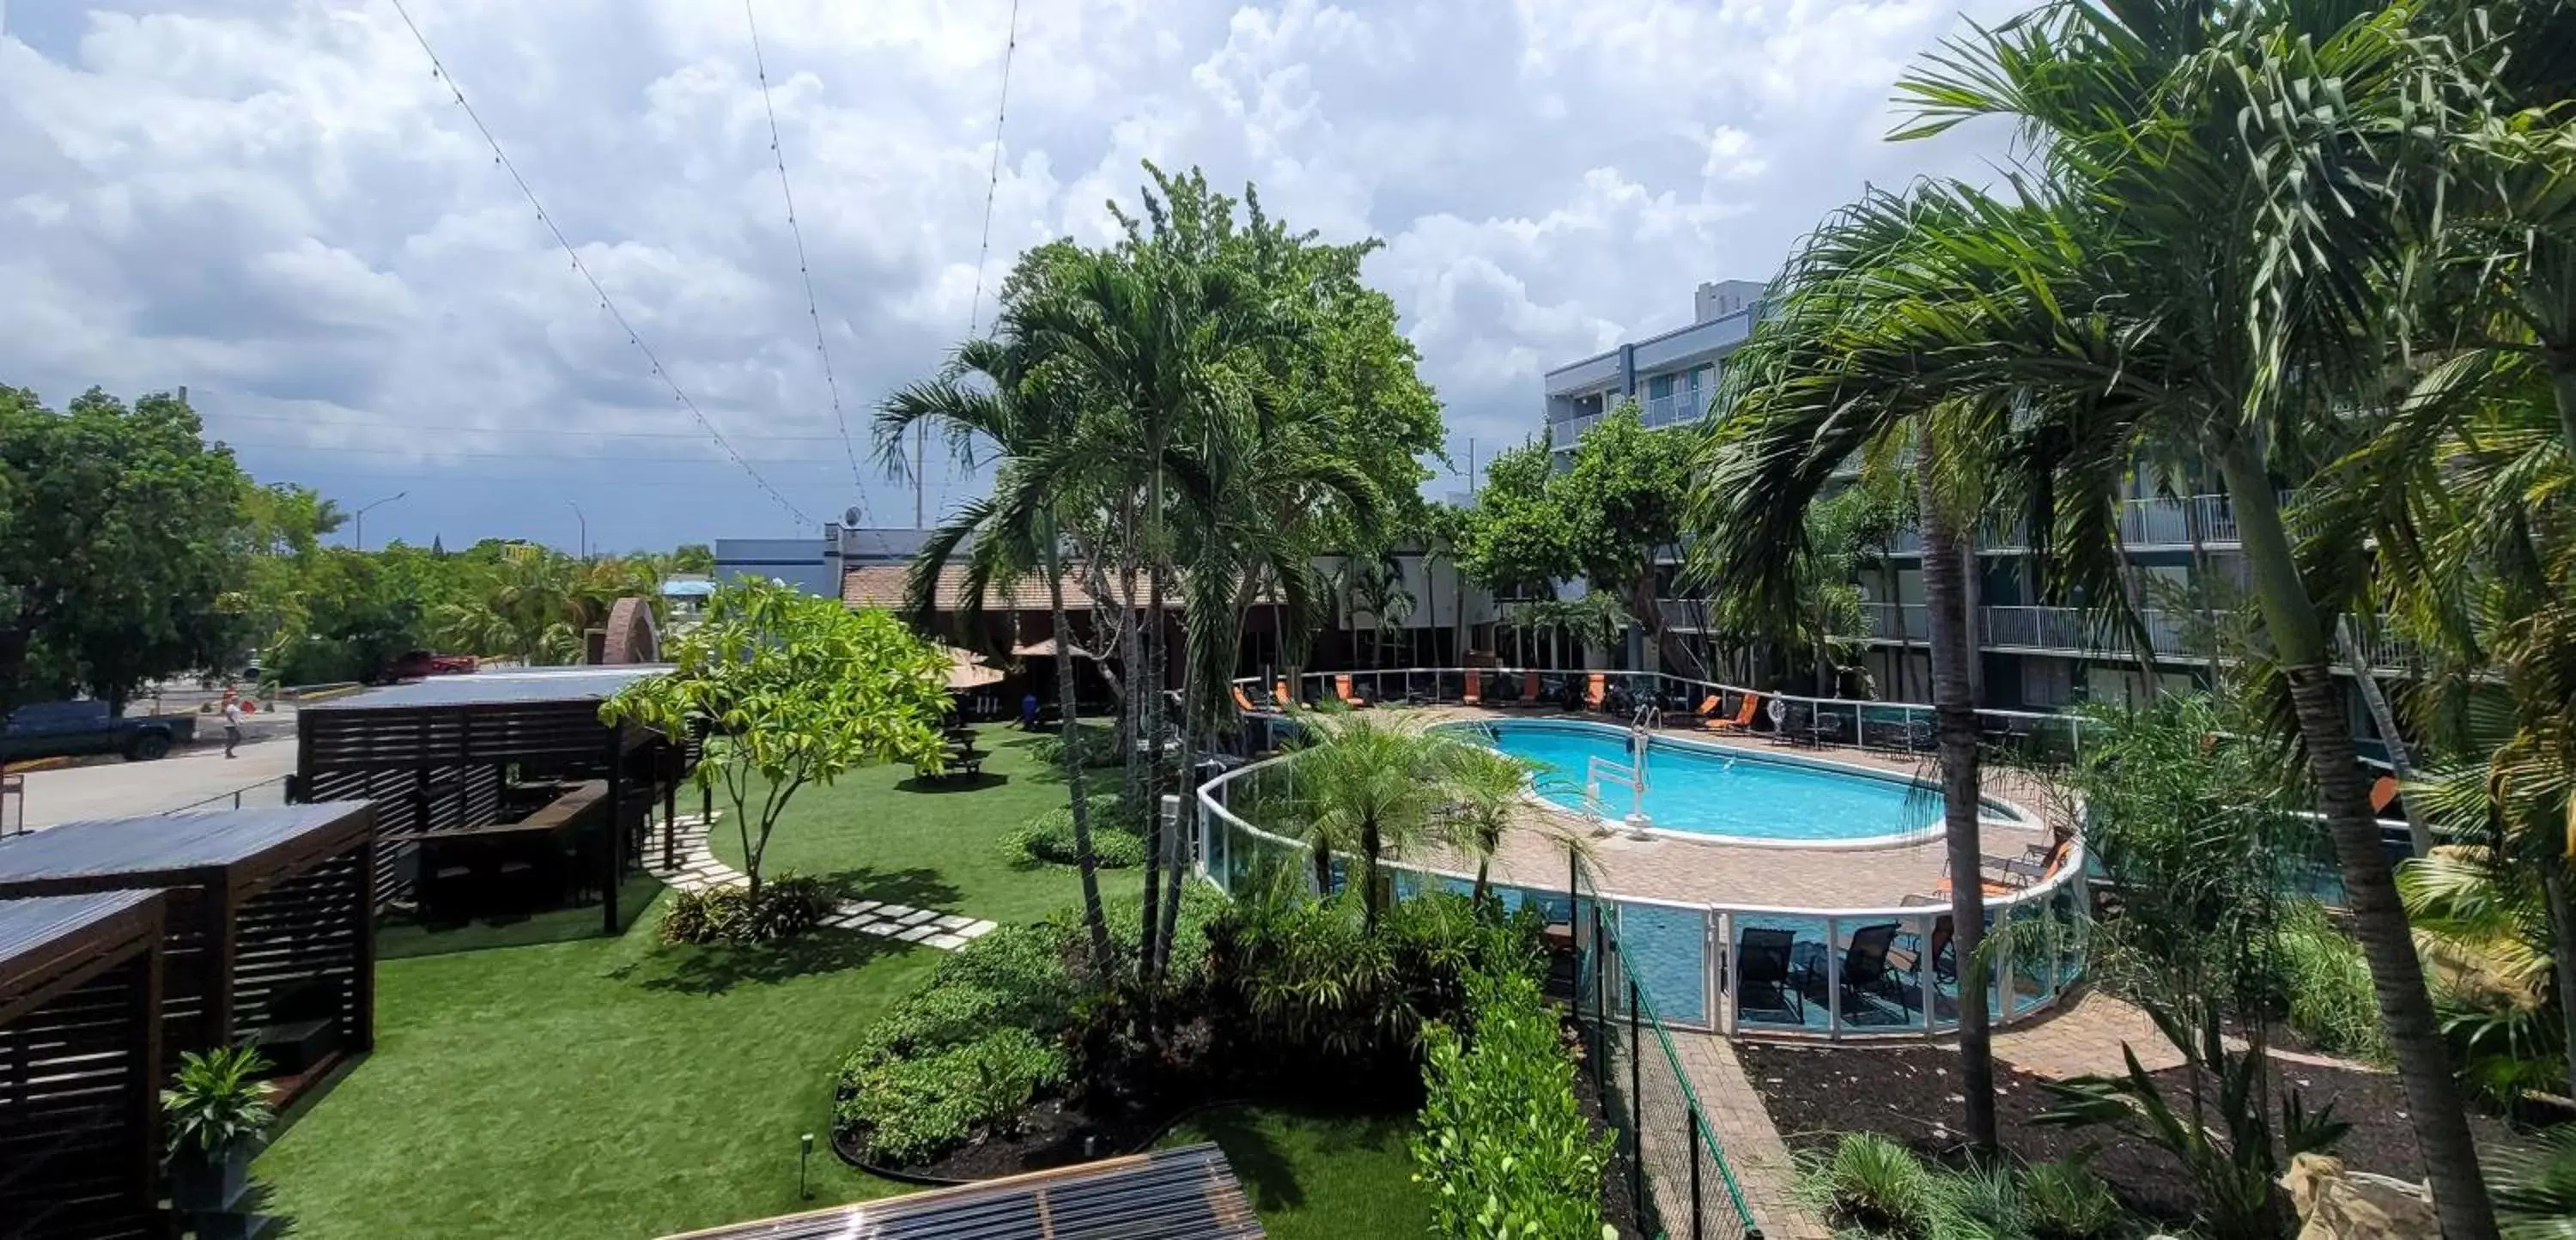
[599,579,951,905]
[671,543,715,574]
[1556,404,1700,677]
[1456,443,1576,666]
[0,386,252,712]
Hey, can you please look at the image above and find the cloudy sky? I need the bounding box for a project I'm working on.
[0,0,2016,553]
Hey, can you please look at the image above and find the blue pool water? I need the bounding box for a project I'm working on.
[1451,719,1949,842]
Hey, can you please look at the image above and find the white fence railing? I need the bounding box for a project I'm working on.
[1194,745,2091,1041]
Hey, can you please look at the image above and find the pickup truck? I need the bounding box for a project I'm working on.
[0,701,199,763]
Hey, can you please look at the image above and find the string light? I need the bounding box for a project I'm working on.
[390,0,813,527]
[745,0,865,517]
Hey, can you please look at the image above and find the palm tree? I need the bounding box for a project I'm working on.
[1689,187,2030,1157]
[876,328,1120,975]
[1280,712,1458,933]
[1433,742,1544,906]
[1868,2,2500,1225]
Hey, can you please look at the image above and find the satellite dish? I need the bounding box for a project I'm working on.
[842,506,863,528]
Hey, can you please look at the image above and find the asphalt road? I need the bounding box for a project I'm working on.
[10,730,298,830]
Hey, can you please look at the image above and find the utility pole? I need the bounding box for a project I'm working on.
[914,422,927,528]
[568,500,588,560]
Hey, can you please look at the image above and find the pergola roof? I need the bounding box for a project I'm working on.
[0,805,371,884]
[659,1144,1264,1239]
[0,890,161,997]
[305,666,669,711]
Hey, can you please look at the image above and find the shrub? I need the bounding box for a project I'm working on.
[1818,1133,1936,1238]
[835,1027,1068,1164]
[1412,956,1612,1240]
[1210,887,1537,1066]
[2271,901,2388,1061]
[2020,1157,2120,1240]
[1031,722,1121,769]
[1001,796,1145,869]
[658,873,835,945]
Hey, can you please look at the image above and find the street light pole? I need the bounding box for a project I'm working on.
[353,491,407,552]
[568,501,588,560]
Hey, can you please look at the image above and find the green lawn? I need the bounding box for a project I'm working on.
[704,722,1145,927]
[1162,1105,1434,1240]
[256,728,1409,1238]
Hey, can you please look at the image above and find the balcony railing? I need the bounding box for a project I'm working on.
[1868,494,2272,556]
[1639,390,1707,429]
[1858,602,1929,641]
[1981,605,2196,658]
[1550,410,1606,450]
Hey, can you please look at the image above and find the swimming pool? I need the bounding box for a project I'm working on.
[1448,719,1991,845]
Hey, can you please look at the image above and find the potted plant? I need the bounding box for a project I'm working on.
[163,1046,276,1211]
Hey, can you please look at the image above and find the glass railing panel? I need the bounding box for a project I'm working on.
[1729,914,1831,1032]
[1616,901,1712,1029]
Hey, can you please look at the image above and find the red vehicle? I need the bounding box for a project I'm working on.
[380,651,480,683]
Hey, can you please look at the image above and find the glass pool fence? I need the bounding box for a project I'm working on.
[1195,750,2093,1043]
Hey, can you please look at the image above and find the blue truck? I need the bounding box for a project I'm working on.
[0,701,200,763]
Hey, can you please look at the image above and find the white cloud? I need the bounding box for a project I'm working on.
[0,0,2014,549]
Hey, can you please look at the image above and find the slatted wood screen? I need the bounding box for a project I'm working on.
[0,948,158,1239]
[234,848,368,1045]
[302,761,500,906]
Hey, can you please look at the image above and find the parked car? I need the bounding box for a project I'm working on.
[0,701,200,763]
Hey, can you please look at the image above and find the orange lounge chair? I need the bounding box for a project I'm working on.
[1584,673,1607,711]
[1231,684,1260,714]
[1335,674,1370,708]
[1463,669,1482,706]
[2370,774,2401,815]
[1932,835,2072,899]
[1704,693,1760,732]
[1275,679,1295,708]
[1522,670,1541,708]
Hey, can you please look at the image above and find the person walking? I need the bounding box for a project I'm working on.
[221,696,243,758]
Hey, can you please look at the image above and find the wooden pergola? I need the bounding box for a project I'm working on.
[0,804,374,1107]
[0,890,167,1240]
[294,667,682,935]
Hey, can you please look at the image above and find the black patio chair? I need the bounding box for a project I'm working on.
[1822,922,1912,1020]
[1735,927,1805,1024]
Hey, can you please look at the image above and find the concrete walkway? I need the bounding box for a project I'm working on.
[647,815,998,950]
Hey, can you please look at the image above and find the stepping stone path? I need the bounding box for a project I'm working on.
[647,814,998,951]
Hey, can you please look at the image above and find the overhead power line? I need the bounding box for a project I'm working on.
[744,0,865,516]
[921,0,1024,530]
[388,0,813,528]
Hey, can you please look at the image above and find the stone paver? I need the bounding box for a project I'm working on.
[644,819,999,951]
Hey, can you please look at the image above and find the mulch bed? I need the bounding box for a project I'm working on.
[1737,1040,2516,1222]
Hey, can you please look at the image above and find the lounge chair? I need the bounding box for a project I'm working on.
[1735,927,1805,1024]
[2370,774,2402,815]
[1891,909,1957,988]
[1275,679,1297,708]
[1335,674,1370,709]
[1704,693,1759,732]
[1231,684,1261,714]
[1933,834,2072,899]
[1584,673,1607,712]
[1462,669,1482,706]
[1521,670,1542,708]
[1836,921,1909,1010]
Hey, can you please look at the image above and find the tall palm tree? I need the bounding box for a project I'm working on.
[1868,3,2500,1225]
[876,331,1120,974]
[1690,186,2032,1157]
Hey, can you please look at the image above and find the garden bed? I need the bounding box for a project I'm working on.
[1738,1041,2515,1221]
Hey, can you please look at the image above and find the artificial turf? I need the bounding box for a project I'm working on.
[252,724,1180,1238]
[1160,1104,1435,1240]
[701,721,1147,927]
